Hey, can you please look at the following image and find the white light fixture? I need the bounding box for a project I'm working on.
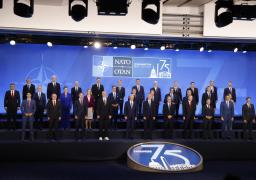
[144,47,149,51]
[131,44,136,50]
[113,46,118,49]
[242,50,247,54]
[200,47,204,52]
[175,48,179,52]
[83,45,88,48]
[47,42,53,47]
[94,41,101,49]
[10,40,16,46]
[208,49,212,53]
[160,46,165,51]
[234,47,238,53]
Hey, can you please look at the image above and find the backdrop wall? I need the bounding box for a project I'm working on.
[0,43,255,115]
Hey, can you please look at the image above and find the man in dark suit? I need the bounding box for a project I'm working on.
[242,97,255,140]
[47,75,61,100]
[202,98,215,139]
[143,94,156,139]
[47,93,61,141]
[187,82,199,105]
[223,81,236,103]
[183,95,196,139]
[132,79,145,117]
[33,85,46,130]
[220,94,235,139]
[108,86,119,129]
[202,86,216,110]
[97,91,111,141]
[173,81,182,120]
[116,80,125,119]
[21,93,36,141]
[4,83,20,130]
[163,96,176,139]
[71,81,82,108]
[209,80,218,103]
[124,94,137,139]
[92,77,104,119]
[150,80,161,116]
[164,88,177,104]
[74,92,87,141]
[22,78,35,100]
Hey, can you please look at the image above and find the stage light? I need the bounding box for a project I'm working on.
[234,47,238,53]
[96,0,131,16]
[131,44,136,49]
[113,46,118,49]
[14,0,34,18]
[47,42,53,47]
[10,40,16,46]
[83,45,88,48]
[200,47,204,52]
[215,0,233,27]
[69,0,88,22]
[243,50,247,54]
[208,49,212,53]
[144,47,149,51]
[142,0,160,24]
[175,48,179,52]
[160,46,165,51]
[94,41,101,49]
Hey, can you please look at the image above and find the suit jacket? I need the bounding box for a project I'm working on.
[183,100,196,120]
[108,92,119,110]
[202,92,216,108]
[116,86,125,101]
[47,100,61,119]
[187,87,199,104]
[22,84,35,100]
[163,103,175,120]
[143,100,156,118]
[47,82,61,100]
[223,87,236,102]
[4,90,21,112]
[74,99,88,118]
[173,87,182,103]
[150,87,161,104]
[33,92,46,111]
[71,87,82,103]
[91,84,104,101]
[84,95,95,108]
[124,101,137,120]
[164,93,177,104]
[202,104,215,119]
[220,101,234,120]
[132,85,145,103]
[206,86,218,102]
[21,99,36,115]
[242,104,255,121]
[96,98,111,118]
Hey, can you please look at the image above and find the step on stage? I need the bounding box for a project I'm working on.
[0,129,256,162]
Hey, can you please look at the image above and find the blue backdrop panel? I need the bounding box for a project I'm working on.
[0,43,255,115]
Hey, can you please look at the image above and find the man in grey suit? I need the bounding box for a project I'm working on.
[21,93,36,141]
[220,94,235,139]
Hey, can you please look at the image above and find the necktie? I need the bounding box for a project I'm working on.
[28,85,30,89]
[11,91,14,97]
[130,101,133,108]
[168,103,170,110]
[53,100,56,107]
[80,99,83,105]
[227,101,229,108]
[75,87,78,91]
[229,88,232,92]
[137,86,140,92]
[113,93,116,99]
[149,101,151,107]
[98,84,100,90]
[38,92,41,99]
[104,98,106,105]
[28,100,31,109]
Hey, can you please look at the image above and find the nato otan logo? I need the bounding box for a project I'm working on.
[127,142,203,173]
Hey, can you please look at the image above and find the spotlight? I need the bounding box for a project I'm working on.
[14,0,34,18]
[234,47,238,53]
[96,0,130,16]
[47,42,53,47]
[94,41,101,49]
[10,40,16,46]
[144,47,149,51]
[83,45,88,48]
[142,0,160,24]
[160,46,165,51]
[200,47,204,52]
[69,0,88,22]
[243,50,247,54]
[215,0,233,27]
[113,46,118,49]
[208,49,212,53]
[175,48,179,52]
[131,44,136,49]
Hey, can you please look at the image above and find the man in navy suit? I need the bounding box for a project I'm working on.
[163,96,176,139]
[132,79,145,117]
[124,94,137,139]
[74,92,87,141]
[21,93,36,141]
[150,80,161,116]
[71,81,82,112]
[242,97,255,140]
[208,80,218,103]
[173,81,182,120]
[22,78,35,100]
[116,80,125,119]
[47,75,61,100]
[33,85,46,129]
[186,81,199,105]
[202,98,215,139]
[183,95,196,139]
[202,86,216,110]
[92,77,104,119]
[108,86,119,129]
[4,83,20,130]
[143,94,156,139]
[220,94,235,139]
[223,81,236,103]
